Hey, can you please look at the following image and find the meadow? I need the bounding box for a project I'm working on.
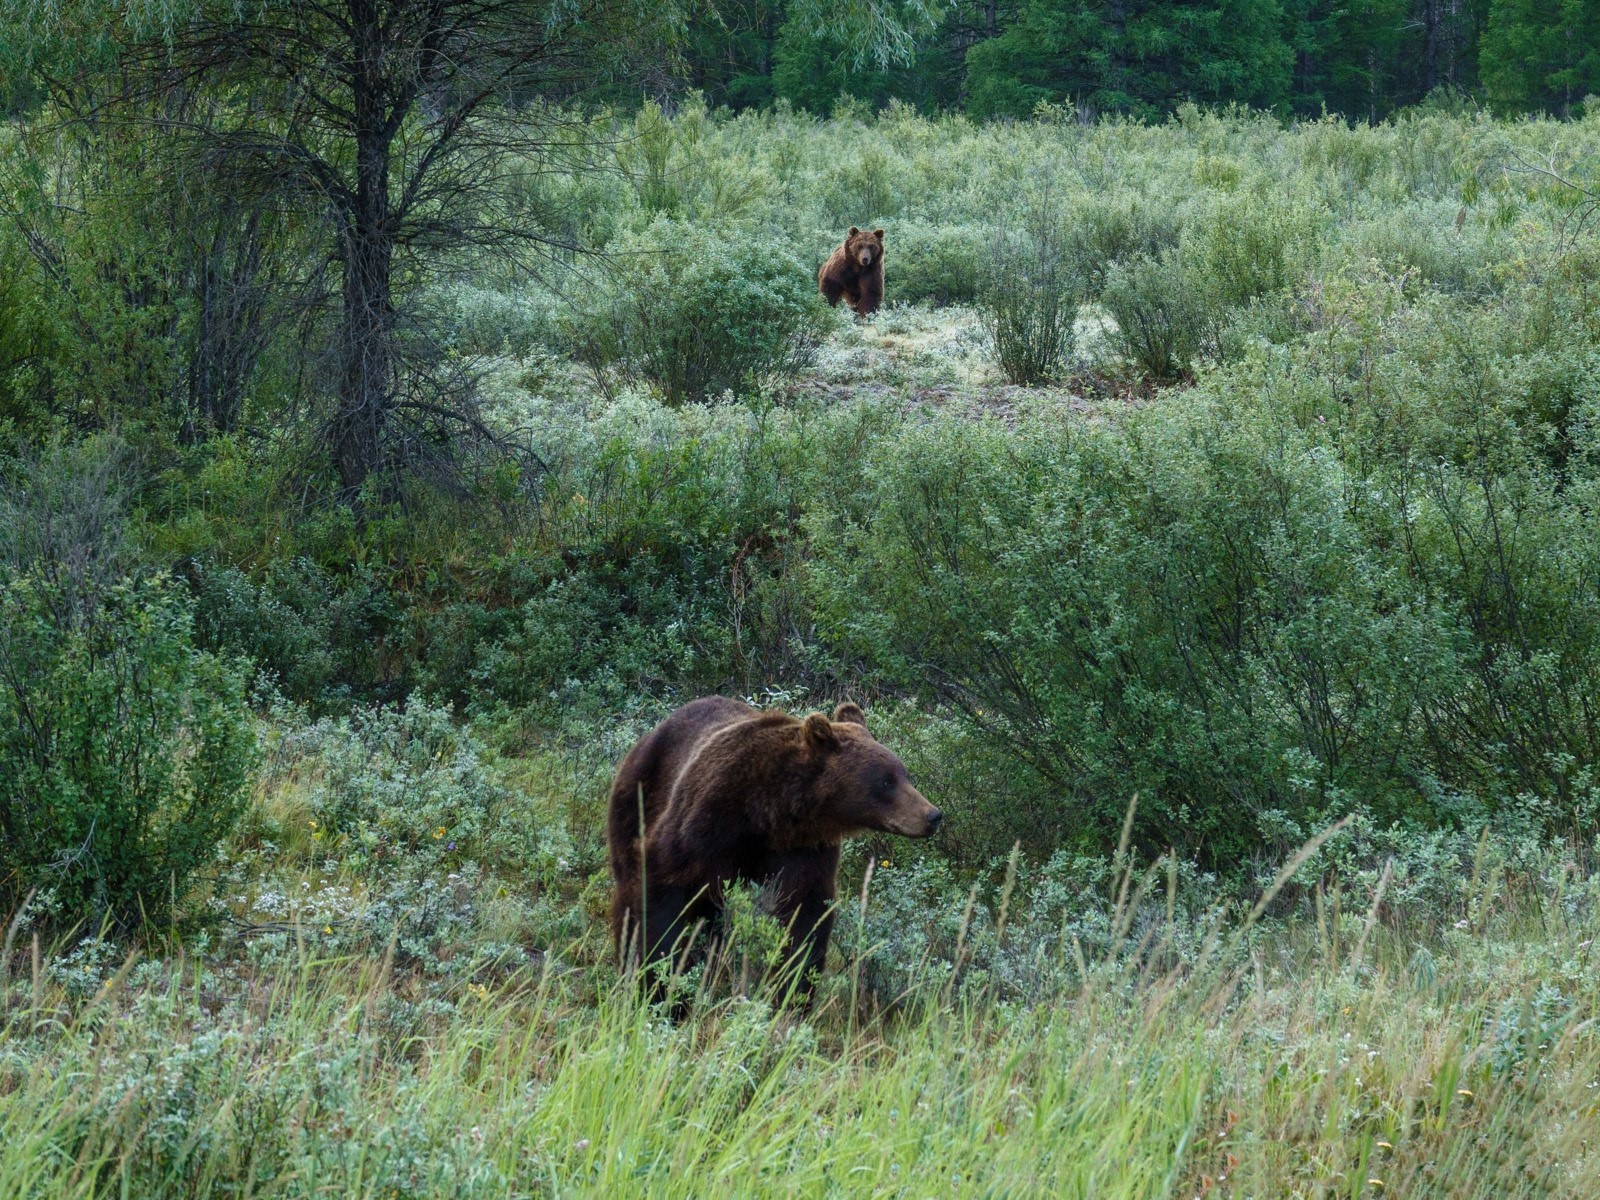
[3,101,1600,1196]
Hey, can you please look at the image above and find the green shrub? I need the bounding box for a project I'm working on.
[804,393,1491,863]
[1101,252,1205,380]
[1332,203,1504,299]
[416,395,834,724]
[0,437,135,592]
[1063,193,1183,295]
[618,100,683,216]
[187,558,339,702]
[472,568,704,724]
[0,234,60,430]
[822,145,898,229]
[889,221,982,306]
[419,281,561,356]
[268,696,533,879]
[186,556,401,707]
[1063,191,1299,376]
[569,216,831,405]
[978,192,1078,384]
[0,574,256,930]
[1182,193,1312,310]
[806,263,1600,861]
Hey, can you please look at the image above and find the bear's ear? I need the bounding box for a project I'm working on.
[848,226,860,237]
[832,702,867,729]
[802,712,839,752]
[873,228,885,240]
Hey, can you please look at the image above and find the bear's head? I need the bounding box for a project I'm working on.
[802,702,941,839]
[845,226,885,269]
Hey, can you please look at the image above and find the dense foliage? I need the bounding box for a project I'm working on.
[0,445,256,928]
[9,104,1600,887]
[3,26,1600,1197]
[567,215,834,404]
[682,0,1597,121]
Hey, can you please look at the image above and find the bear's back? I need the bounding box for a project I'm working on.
[608,697,756,881]
[645,697,756,803]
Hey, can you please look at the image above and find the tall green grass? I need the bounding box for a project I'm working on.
[3,820,1595,1198]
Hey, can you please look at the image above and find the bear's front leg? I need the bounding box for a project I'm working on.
[642,882,716,979]
[854,274,882,317]
[767,844,841,1001]
[641,883,688,970]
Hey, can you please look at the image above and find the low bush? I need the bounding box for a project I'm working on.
[0,574,256,930]
[187,556,402,707]
[885,220,981,306]
[187,558,340,702]
[0,442,257,931]
[1332,203,1507,299]
[1100,251,1204,380]
[1073,190,1318,379]
[261,697,536,880]
[470,568,706,725]
[418,280,562,357]
[1061,192,1184,295]
[977,191,1078,384]
[567,216,832,404]
[806,288,1600,862]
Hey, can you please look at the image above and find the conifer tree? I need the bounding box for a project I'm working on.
[963,0,1294,118]
[1481,0,1600,115]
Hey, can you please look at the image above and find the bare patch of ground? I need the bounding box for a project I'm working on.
[796,303,1168,423]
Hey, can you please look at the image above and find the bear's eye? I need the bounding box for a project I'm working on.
[880,774,896,791]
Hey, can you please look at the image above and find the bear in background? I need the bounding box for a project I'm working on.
[607,696,940,996]
[818,227,886,317]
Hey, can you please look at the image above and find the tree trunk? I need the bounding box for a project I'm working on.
[335,14,397,499]
[1108,0,1128,111]
[335,188,394,497]
[1424,0,1439,95]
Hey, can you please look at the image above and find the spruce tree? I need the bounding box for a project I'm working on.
[964,0,1294,119]
[1482,0,1600,115]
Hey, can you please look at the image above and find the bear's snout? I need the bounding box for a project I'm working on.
[884,786,942,838]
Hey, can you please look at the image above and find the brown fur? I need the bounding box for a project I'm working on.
[818,227,886,317]
[608,696,940,993]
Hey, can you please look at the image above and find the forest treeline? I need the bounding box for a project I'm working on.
[688,0,1599,121]
[5,2,1599,124]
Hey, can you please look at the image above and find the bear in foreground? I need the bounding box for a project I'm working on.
[608,696,941,995]
[818,226,886,317]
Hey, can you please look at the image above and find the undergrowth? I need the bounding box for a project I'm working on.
[3,731,1596,1199]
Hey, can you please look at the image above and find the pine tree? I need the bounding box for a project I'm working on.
[963,0,1294,119]
[1482,0,1600,115]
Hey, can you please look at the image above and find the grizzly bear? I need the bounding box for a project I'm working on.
[608,696,941,993]
[818,227,886,317]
